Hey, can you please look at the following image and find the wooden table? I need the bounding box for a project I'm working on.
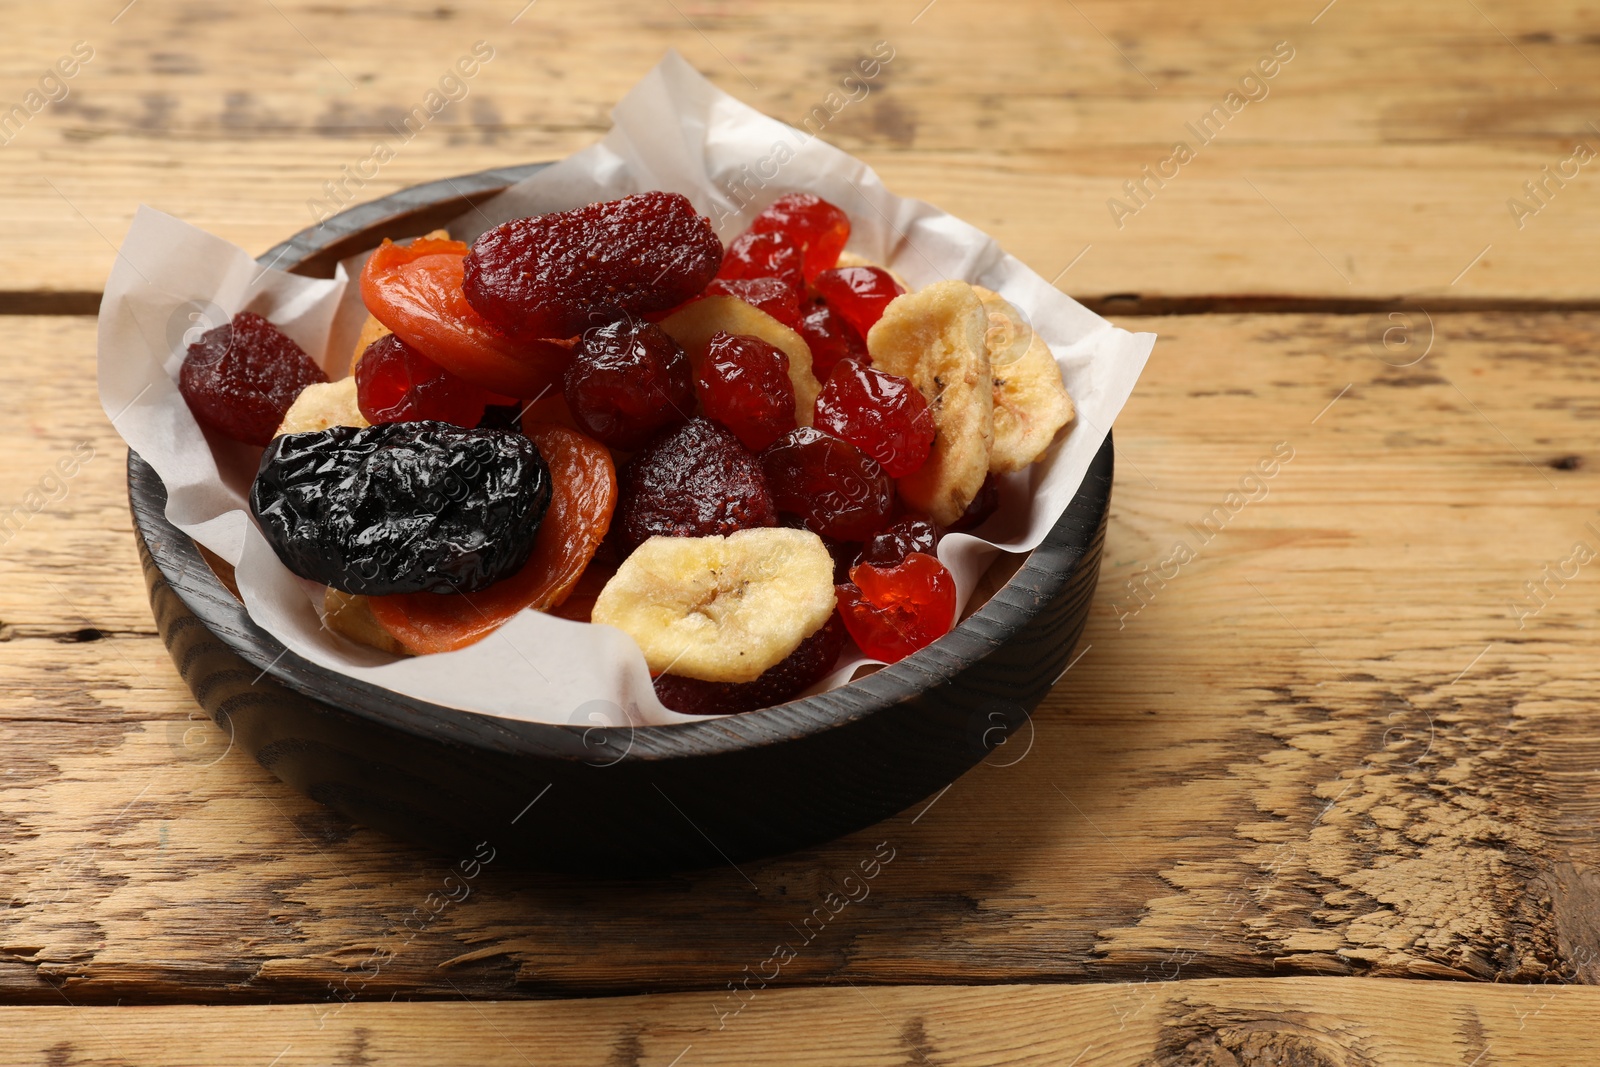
[4,1,1598,1062]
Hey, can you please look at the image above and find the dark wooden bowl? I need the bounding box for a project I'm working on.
[128,164,1114,874]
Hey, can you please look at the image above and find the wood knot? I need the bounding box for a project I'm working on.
[1549,454,1583,470]
[1151,1006,1374,1067]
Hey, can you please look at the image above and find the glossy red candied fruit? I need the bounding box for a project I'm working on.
[794,302,867,382]
[746,193,850,281]
[811,266,905,339]
[857,514,942,568]
[563,319,694,451]
[179,311,328,446]
[615,417,777,551]
[654,615,846,715]
[717,230,804,292]
[759,426,893,542]
[355,333,492,428]
[694,331,797,451]
[836,552,957,663]
[948,473,1000,532]
[463,192,724,340]
[703,276,802,328]
[813,358,934,478]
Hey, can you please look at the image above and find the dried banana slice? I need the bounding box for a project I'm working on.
[974,287,1075,473]
[593,527,835,683]
[866,281,994,525]
[273,377,368,437]
[323,588,407,656]
[660,296,819,426]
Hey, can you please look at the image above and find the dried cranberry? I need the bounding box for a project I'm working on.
[760,426,893,542]
[654,615,846,715]
[718,230,804,291]
[747,193,850,281]
[355,333,491,428]
[812,267,905,339]
[616,417,777,550]
[857,515,942,568]
[704,276,802,328]
[813,358,935,478]
[836,553,956,663]
[948,473,1000,532]
[179,311,328,446]
[694,332,797,451]
[794,303,867,382]
[562,319,693,451]
[463,192,723,339]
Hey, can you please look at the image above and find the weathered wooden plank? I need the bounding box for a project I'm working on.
[1,1,1598,298]
[1,978,1597,1065]
[2,309,1597,1001]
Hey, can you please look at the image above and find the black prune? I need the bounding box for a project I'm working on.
[250,421,551,595]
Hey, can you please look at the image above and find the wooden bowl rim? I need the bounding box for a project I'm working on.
[128,162,1114,764]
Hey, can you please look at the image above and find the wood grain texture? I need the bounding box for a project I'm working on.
[4,307,1598,1002]
[1,978,1597,1066]
[2,1,1599,299]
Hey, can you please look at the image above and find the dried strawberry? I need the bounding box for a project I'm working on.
[654,615,846,715]
[812,266,905,338]
[836,553,956,663]
[718,230,804,292]
[813,358,934,478]
[463,192,723,340]
[704,276,802,328]
[747,193,850,281]
[760,427,893,542]
[616,417,777,550]
[563,319,694,451]
[179,311,328,446]
[355,333,491,428]
[694,332,796,451]
[794,303,867,382]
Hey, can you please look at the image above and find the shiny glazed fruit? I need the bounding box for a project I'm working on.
[794,302,867,382]
[813,358,934,478]
[369,423,617,653]
[747,193,850,281]
[694,331,797,451]
[811,266,905,338]
[464,192,723,340]
[718,230,805,291]
[653,615,846,715]
[759,426,893,542]
[857,515,942,568]
[179,312,328,446]
[835,552,956,663]
[250,421,551,596]
[563,319,694,451]
[360,236,570,399]
[615,417,778,551]
[355,333,491,427]
[704,276,802,328]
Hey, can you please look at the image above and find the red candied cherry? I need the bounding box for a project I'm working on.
[718,230,805,291]
[695,332,797,451]
[563,318,693,451]
[747,193,850,281]
[794,302,867,382]
[704,276,802,328]
[948,473,1001,532]
[179,311,328,446]
[356,333,494,427]
[857,515,942,568]
[836,552,957,663]
[760,426,893,542]
[813,358,934,478]
[811,266,905,339]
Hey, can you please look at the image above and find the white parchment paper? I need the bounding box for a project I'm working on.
[98,52,1153,728]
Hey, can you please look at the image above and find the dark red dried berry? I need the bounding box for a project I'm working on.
[563,319,694,451]
[747,193,850,281]
[760,426,894,542]
[704,276,802,328]
[718,230,804,291]
[463,192,723,340]
[813,358,935,478]
[948,473,1001,532]
[857,515,943,568]
[654,615,846,715]
[616,417,777,550]
[694,332,797,451]
[355,333,491,428]
[179,311,328,446]
[812,266,905,338]
[794,302,867,382]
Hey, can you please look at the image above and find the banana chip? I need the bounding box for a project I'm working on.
[273,377,368,438]
[973,287,1075,473]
